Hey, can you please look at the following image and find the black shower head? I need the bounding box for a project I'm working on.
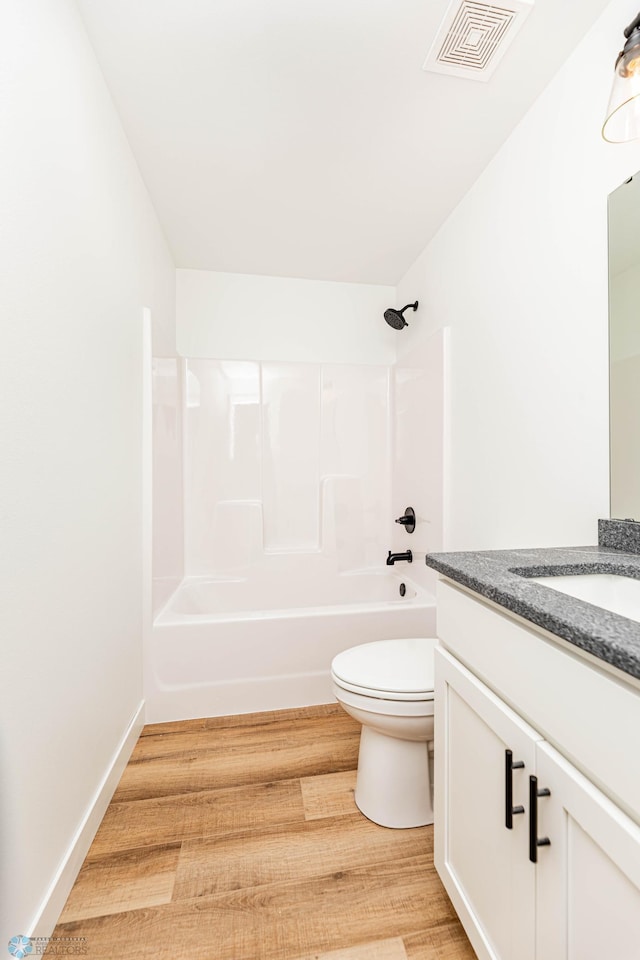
[384,301,418,329]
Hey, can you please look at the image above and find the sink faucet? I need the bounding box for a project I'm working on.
[387,550,413,565]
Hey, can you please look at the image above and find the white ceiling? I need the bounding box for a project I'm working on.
[77,0,612,285]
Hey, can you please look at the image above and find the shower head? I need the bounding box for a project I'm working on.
[384,301,418,329]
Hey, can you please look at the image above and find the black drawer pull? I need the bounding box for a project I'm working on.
[529,775,551,862]
[505,749,525,829]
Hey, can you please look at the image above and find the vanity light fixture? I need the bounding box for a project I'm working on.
[603,10,640,142]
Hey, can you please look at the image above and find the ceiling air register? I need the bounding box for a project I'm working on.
[423,0,534,81]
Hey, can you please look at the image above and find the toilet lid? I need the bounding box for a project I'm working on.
[331,638,436,699]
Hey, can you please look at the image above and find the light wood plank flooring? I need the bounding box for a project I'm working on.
[50,704,476,960]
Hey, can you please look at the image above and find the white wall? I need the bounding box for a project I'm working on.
[397,0,640,552]
[0,0,175,940]
[177,269,396,365]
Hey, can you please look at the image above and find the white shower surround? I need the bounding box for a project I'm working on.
[146,567,436,722]
[149,329,445,722]
[182,358,393,571]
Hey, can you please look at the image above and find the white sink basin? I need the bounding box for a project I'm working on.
[529,573,640,624]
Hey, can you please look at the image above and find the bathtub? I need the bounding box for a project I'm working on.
[146,563,436,723]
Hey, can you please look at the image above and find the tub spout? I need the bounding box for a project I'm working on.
[386,550,413,565]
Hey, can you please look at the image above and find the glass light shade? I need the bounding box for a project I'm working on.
[603,36,640,142]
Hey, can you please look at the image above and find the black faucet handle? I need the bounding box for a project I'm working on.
[394,507,416,534]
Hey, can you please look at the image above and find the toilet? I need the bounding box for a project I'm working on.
[331,637,436,829]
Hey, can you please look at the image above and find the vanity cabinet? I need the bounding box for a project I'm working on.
[434,580,640,960]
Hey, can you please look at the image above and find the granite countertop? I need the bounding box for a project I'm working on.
[424,545,640,681]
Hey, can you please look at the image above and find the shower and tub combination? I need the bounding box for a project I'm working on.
[151,556,434,722]
[147,313,443,725]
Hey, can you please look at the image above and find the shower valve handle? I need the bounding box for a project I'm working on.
[394,507,416,534]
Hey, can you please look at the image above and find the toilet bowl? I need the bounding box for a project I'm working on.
[331,637,437,829]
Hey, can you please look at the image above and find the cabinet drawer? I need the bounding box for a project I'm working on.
[436,579,640,824]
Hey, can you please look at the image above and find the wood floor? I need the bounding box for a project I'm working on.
[50,704,476,960]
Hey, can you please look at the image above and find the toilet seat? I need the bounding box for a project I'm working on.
[331,637,436,702]
[332,682,435,717]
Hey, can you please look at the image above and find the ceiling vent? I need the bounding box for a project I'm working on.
[423,0,534,82]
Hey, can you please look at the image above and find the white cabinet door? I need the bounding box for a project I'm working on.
[435,648,543,960]
[534,741,640,960]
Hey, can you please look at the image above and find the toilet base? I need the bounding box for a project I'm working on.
[354,725,433,829]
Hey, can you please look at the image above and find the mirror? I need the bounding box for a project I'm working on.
[608,172,640,521]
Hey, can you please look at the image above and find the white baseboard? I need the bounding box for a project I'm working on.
[29,701,145,937]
